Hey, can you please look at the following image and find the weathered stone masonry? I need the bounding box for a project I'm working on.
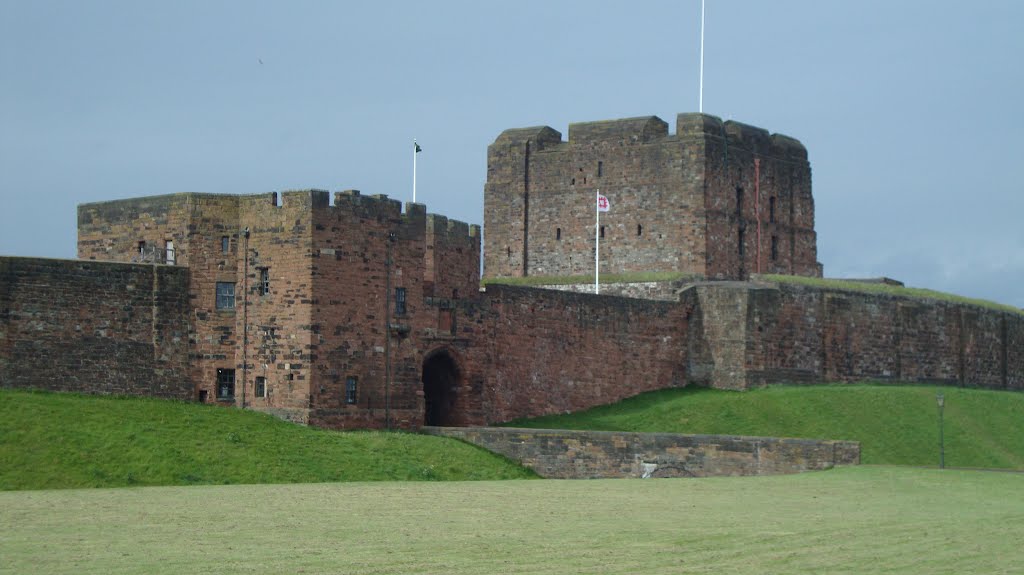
[483,113,821,281]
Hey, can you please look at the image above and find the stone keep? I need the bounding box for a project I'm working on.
[483,113,822,280]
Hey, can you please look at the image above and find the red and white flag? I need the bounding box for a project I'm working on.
[597,194,610,212]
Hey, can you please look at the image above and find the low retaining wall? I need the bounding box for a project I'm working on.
[422,426,859,479]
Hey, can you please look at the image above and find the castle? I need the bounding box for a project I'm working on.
[2,113,1022,430]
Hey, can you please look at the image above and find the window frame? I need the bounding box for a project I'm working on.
[394,287,407,316]
[345,377,358,405]
[258,268,270,296]
[216,282,236,310]
[216,368,236,401]
[254,376,266,398]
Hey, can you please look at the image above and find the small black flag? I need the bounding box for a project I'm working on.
[414,142,422,153]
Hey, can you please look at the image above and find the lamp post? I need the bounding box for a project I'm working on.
[936,393,945,469]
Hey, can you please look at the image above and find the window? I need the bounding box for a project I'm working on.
[738,228,745,256]
[165,240,175,265]
[216,282,235,310]
[637,224,643,236]
[394,287,407,315]
[254,376,266,398]
[216,369,235,400]
[556,227,562,240]
[736,187,744,217]
[345,377,358,405]
[221,236,230,254]
[600,226,606,239]
[769,197,776,223]
[258,268,270,296]
[771,235,779,261]
[597,161,603,177]
[138,241,146,255]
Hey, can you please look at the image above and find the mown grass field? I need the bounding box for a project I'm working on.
[2,466,1021,574]
[0,390,534,490]
[503,384,1024,469]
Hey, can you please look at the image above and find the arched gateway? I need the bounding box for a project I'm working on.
[422,349,461,426]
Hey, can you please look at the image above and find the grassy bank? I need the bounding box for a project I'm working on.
[2,466,1021,574]
[0,390,534,490]
[503,384,1024,468]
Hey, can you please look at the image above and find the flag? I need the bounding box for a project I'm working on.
[597,194,610,212]
[414,142,422,153]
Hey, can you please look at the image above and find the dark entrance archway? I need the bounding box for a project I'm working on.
[422,350,461,426]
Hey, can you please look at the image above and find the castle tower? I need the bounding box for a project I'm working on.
[483,113,822,281]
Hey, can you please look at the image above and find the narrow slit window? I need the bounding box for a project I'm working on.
[771,235,779,261]
[736,187,744,217]
[394,287,407,315]
[345,377,358,405]
[556,227,562,240]
[637,224,642,236]
[769,197,776,223]
[221,236,230,254]
[738,228,745,256]
[597,161,603,177]
[258,268,270,296]
[600,226,606,239]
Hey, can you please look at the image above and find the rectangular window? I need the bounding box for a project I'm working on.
[216,368,235,400]
[216,282,235,310]
[597,161,603,177]
[556,227,562,240]
[738,228,745,256]
[221,236,230,254]
[771,235,779,261]
[769,197,776,223]
[394,287,407,315]
[736,187,744,217]
[165,240,175,265]
[345,377,357,405]
[254,376,266,398]
[600,226,606,239]
[138,241,147,255]
[258,268,270,296]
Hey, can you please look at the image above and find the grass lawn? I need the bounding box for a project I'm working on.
[1,466,1021,574]
[0,390,534,490]
[502,384,1024,469]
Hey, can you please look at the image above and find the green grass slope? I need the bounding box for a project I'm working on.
[0,390,534,491]
[503,384,1024,468]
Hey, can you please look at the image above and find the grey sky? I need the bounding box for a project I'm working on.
[2,0,1022,307]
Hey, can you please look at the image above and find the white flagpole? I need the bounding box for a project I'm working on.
[699,0,705,113]
[595,188,600,294]
[413,139,418,203]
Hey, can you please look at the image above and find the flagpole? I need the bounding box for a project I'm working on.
[413,139,418,203]
[699,0,705,113]
[595,188,600,294]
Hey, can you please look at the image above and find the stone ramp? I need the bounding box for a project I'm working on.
[422,426,859,479]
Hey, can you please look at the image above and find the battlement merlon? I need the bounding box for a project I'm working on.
[490,126,563,151]
[426,214,481,241]
[568,115,669,145]
[676,113,807,162]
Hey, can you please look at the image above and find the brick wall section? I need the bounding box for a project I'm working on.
[0,257,191,398]
[483,113,821,281]
[533,277,699,301]
[422,427,860,478]
[724,282,1024,390]
[438,285,690,425]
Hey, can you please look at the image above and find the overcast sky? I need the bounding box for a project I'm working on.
[2,0,1022,307]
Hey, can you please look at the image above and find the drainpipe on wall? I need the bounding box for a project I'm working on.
[242,227,250,409]
[754,158,762,275]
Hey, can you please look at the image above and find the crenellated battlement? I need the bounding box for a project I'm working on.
[568,115,669,145]
[426,214,480,242]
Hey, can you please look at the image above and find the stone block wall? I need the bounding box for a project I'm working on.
[703,281,1024,390]
[423,427,860,478]
[483,113,821,282]
[441,285,690,425]
[0,257,191,399]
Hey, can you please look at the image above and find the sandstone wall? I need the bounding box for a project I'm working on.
[0,257,191,399]
[446,285,689,425]
[422,426,860,478]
